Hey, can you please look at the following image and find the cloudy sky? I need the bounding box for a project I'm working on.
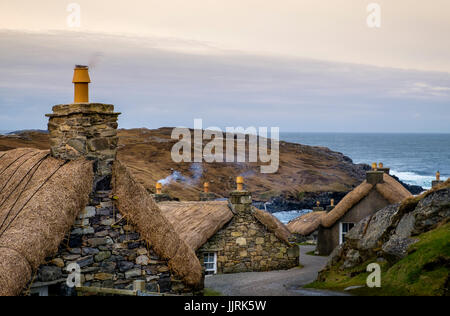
[0,0,449,132]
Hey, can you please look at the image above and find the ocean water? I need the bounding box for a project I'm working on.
[272,210,311,224]
[280,133,450,189]
[272,133,450,223]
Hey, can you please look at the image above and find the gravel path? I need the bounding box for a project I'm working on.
[205,245,349,296]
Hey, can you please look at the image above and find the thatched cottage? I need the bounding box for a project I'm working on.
[316,168,412,255]
[0,66,204,296]
[158,181,299,275]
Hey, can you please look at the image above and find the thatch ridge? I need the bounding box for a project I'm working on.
[252,207,292,245]
[376,173,412,204]
[0,148,93,296]
[112,160,203,288]
[321,174,412,228]
[287,211,326,236]
[158,201,234,251]
[321,181,373,228]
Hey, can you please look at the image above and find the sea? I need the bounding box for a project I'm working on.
[273,133,450,224]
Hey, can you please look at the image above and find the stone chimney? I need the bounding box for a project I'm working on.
[313,200,324,212]
[377,162,390,175]
[46,66,120,190]
[151,182,172,202]
[432,171,443,188]
[229,177,252,212]
[366,163,384,185]
[200,182,216,201]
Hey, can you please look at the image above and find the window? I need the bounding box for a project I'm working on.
[340,222,355,244]
[203,252,217,275]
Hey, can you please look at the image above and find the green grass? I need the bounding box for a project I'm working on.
[203,288,223,296]
[306,222,450,296]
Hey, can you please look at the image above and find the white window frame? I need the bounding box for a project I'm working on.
[203,252,217,275]
[339,222,355,245]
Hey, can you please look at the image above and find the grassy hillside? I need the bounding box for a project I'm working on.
[306,222,450,296]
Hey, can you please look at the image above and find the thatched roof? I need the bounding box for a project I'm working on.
[158,201,292,249]
[112,160,203,288]
[0,148,93,296]
[252,207,292,245]
[321,173,412,228]
[287,211,326,236]
[159,201,234,250]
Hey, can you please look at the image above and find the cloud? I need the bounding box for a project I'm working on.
[0,30,449,133]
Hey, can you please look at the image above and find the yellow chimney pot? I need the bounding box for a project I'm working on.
[156,182,162,194]
[371,162,377,170]
[236,176,244,191]
[203,182,209,193]
[436,171,440,181]
[73,65,91,103]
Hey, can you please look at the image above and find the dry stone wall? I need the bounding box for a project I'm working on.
[28,190,191,295]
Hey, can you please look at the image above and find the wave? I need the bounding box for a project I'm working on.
[272,209,311,224]
[390,170,447,189]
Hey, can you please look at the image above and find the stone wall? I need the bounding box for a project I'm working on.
[197,191,299,274]
[27,190,191,296]
[46,103,120,190]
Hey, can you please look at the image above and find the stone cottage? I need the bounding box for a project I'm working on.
[287,210,326,242]
[316,167,412,256]
[0,66,204,296]
[158,179,300,275]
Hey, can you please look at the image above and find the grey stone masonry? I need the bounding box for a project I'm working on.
[432,180,444,188]
[229,190,252,212]
[46,103,120,187]
[366,171,384,185]
[27,190,193,296]
[197,189,299,274]
[199,192,217,201]
[151,193,173,203]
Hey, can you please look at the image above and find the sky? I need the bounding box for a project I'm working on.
[0,0,449,132]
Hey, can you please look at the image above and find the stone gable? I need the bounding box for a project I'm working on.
[197,191,299,274]
[27,190,193,296]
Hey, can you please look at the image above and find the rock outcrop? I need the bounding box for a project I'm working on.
[321,183,450,273]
